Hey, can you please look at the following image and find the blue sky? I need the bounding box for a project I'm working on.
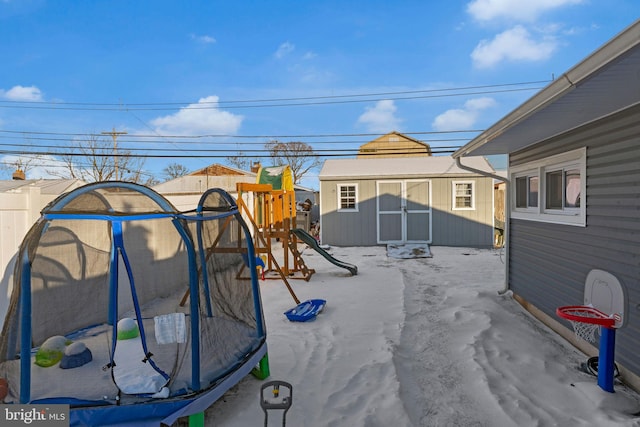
[0,0,638,188]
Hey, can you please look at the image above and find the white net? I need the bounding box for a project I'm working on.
[565,308,602,343]
[570,320,599,343]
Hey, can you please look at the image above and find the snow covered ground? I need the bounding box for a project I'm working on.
[191,245,640,427]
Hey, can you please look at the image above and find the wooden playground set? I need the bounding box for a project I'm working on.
[181,165,357,308]
[235,181,314,305]
[234,165,357,305]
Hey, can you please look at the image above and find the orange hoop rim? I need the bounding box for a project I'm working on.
[556,305,616,328]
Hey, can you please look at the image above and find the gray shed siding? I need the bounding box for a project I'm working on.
[430,177,494,247]
[320,178,378,246]
[508,104,640,375]
[320,176,494,247]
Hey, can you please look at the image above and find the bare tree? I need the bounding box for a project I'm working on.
[48,134,151,183]
[226,152,259,171]
[162,163,190,180]
[1,155,42,178]
[265,140,321,184]
[0,135,47,179]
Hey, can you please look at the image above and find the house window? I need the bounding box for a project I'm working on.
[564,168,581,208]
[453,181,475,210]
[528,176,539,208]
[511,148,586,226]
[515,177,527,208]
[545,170,563,209]
[515,175,539,208]
[545,168,581,210]
[338,184,358,211]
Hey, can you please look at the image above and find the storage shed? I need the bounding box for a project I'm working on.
[318,156,495,247]
[453,20,640,388]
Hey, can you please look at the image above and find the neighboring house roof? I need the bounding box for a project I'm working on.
[189,164,253,176]
[153,163,256,193]
[292,183,317,193]
[319,156,494,180]
[455,19,640,157]
[0,179,86,194]
[154,163,314,193]
[357,131,432,158]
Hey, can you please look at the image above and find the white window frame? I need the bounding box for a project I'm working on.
[337,183,359,212]
[510,147,586,226]
[452,180,475,211]
[513,170,539,212]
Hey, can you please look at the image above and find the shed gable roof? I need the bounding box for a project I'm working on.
[319,156,494,180]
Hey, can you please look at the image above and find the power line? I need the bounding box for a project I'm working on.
[0,148,460,159]
[0,136,473,149]
[0,81,546,111]
[1,144,460,154]
[0,128,482,141]
[0,87,542,111]
[0,80,548,108]
[101,128,127,181]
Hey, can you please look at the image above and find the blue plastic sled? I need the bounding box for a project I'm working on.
[284,299,326,322]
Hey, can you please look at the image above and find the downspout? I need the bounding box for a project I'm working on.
[454,157,510,294]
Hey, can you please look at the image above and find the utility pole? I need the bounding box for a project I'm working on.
[101,128,127,181]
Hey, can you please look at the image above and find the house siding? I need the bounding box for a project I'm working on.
[320,175,494,247]
[508,104,640,375]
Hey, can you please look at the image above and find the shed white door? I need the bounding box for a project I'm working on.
[377,180,431,244]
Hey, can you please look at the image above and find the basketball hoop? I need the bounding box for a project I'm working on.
[556,305,616,343]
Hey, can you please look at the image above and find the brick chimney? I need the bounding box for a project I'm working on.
[12,169,25,180]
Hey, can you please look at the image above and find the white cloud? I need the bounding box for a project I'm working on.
[432,97,496,131]
[302,51,317,60]
[150,96,243,136]
[357,100,402,133]
[467,0,584,22]
[1,85,43,101]
[464,97,497,110]
[471,25,556,68]
[190,34,216,44]
[275,42,295,59]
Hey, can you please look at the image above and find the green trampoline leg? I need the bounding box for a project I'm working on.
[251,353,271,380]
[188,412,204,427]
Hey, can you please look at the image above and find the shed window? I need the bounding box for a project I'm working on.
[510,148,586,226]
[338,184,358,211]
[453,181,475,210]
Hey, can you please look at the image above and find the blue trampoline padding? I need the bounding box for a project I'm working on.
[284,299,326,322]
[67,341,267,427]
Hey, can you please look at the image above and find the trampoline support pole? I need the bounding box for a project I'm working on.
[252,353,271,380]
[188,412,204,427]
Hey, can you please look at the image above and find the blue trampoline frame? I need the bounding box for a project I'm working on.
[12,182,267,426]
